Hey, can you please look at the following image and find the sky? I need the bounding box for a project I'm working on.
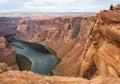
[0,0,119,13]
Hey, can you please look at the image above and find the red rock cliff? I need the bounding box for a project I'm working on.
[79,4,120,79]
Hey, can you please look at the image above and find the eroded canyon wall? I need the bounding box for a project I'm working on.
[16,15,95,76]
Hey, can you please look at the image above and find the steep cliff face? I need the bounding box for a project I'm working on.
[0,36,19,70]
[17,17,64,41]
[0,17,20,36]
[16,15,95,76]
[45,16,95,76]
[79,4,120,79]
[46,16,94,42]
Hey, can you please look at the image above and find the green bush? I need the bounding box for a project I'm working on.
[16,54,32,71]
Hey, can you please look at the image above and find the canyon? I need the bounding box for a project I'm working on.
[0,4,120,84]
[16,15,95,76]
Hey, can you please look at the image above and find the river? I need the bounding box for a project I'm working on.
[5,34,57,75]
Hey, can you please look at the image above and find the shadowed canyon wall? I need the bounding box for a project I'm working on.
[0,17,20,36]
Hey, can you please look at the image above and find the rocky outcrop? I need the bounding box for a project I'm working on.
[114,4,120,11]
[0,71,88,84]
[0,64,120,84]
[79,5,120,79]
[0,63,10,73]
[0,36,19,70]
[16,15,95,76]
[0,17,20,36]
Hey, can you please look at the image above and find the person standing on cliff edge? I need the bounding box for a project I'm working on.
[110,4,114,10]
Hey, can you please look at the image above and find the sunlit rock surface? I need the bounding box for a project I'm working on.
[0,63,10,73]
[0,64,120,84]
[79,4,120,79]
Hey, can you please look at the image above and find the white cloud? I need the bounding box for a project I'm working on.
[0,1,8,4]
[48,0,76,3]
[24,5,57,10]
[0,0,119,12]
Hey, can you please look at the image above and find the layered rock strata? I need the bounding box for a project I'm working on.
[79,4,120,79]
